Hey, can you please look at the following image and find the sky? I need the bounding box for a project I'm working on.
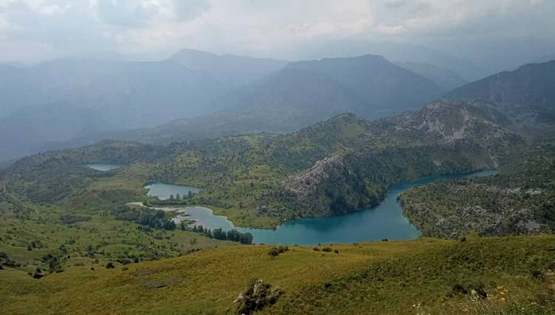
[0,0,554,68]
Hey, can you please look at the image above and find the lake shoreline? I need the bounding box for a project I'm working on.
[139,170,497,245]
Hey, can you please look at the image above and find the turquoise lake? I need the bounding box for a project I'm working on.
[147,170,496,245]
[145,183,201,200]
[86,164,121,172]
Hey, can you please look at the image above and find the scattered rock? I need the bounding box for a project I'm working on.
[268,246,289,257]
[32,268,45,279]
[143,280,168,289]
[234,279,282,315]
[0,252,20,268]
[449,282,487,300]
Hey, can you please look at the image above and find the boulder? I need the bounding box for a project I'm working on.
[234,279,282,315]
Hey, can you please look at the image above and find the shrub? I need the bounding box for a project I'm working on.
[32,268,45,279]
[268,246,289,257]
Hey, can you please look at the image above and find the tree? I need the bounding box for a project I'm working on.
[240,233,254,245]
[212,228,227,240]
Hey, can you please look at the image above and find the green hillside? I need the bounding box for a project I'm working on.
[1,101,523,228]
[401,142,555,238]
[2,236,555,314]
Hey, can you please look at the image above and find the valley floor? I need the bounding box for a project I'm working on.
[2,235,555,314]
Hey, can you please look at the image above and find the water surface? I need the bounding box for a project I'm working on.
[86,164,121,172]
[148,171,496,245]
[145,183,201,200]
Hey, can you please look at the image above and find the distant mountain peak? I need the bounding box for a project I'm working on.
[169,48,286,86]
[447,60,555,108]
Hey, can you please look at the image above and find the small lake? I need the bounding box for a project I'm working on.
[145,183,201,200]
[147,171,496,245]
[86,164,121,172]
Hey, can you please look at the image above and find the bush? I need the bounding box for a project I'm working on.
[268,246,289,257]
[449,282,487,299]
[32,268,45,279]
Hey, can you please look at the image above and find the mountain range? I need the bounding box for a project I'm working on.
[3,95,534,228]
[2,51,553,163]
[81,54,445,146]
[447,60,555,135]
[2,53,555,314]
[0,52,448,161]
[0,51,285,161]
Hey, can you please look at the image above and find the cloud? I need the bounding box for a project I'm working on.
[0,0,552,63]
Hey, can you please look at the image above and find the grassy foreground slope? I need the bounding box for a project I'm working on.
[2,235,555,314]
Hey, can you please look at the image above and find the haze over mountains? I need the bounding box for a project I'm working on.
[169,49,287,86]
[103,56,555,148]
[1,48,554,163]
[0,50,286,161]
[447,60,555,135]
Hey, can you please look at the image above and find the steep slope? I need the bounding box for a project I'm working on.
[446,60,555,135]
[397,62,467,91]
[231,54,442,118]
[447,60,555,107]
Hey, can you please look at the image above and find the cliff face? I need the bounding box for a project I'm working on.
[276,101,525,218]
[283,153,383,218]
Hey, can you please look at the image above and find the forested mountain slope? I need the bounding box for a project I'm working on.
[2,101,524,228]
[401,141,555,239]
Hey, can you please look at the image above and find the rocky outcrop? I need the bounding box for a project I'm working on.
[283,154,371,217]
[234,279,282,315]
[285,154,346,199]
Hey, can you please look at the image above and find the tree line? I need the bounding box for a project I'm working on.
[181,224,254,244]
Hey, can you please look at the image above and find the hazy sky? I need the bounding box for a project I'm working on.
[0,0,554,64]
